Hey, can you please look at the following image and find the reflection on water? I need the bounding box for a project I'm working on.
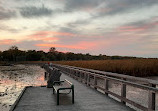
[0,65,46,111]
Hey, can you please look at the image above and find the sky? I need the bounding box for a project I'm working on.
[0,0,158,58]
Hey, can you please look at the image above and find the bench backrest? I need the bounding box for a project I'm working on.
[47,67,62,88]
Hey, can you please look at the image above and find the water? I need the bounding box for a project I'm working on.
[0,65,46,111]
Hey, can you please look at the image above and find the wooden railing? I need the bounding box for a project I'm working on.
[52,63,158,111]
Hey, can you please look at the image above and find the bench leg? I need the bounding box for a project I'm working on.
[72,88,74,104]
[53,87,54,94]
[57,90,59,105]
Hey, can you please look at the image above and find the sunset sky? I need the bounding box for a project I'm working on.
[0,0,158,58]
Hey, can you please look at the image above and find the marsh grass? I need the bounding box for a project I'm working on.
[53,59,158,77]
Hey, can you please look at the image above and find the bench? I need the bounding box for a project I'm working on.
[47,67,62,88]
[53,79,74,105]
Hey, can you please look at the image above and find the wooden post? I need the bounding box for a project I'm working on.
[75,70,77,79]
[87,74,90,86]
[104,78,109,95]
[70,69,72,77]
[121,78,126,104]
[148,84,156,110]
[80,71,82,82]
[72,70,75,78]
[84,73,87,84]
[94,76,97,89]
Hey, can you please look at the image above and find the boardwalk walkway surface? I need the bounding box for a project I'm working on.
[12,74,134,111]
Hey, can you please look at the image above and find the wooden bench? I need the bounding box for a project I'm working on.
[53,79,74,105]
[47,67,62,88]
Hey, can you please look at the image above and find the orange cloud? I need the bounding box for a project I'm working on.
[0,39,16,45]
[36,41,97,50]
[118,26,146,32]
[29,36,59,42]
[118,20,158,32]
[36,43,86,49]
[27,31,76,42]
[30,31,75,37]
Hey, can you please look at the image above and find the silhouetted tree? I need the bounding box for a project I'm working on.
[26,50,42,61]
[0,46,138,62]
[49,47,56,53]
[0,51,2,61]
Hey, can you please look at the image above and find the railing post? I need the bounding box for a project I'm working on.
[148,84,156,110]
[72,70,75,78]
[84,72,87,84]
[87,73,90,86]
[104,78,109,95]
[80,71,82,82]
[121,78,126,104]
[94,75,97,89]
[70,69,72,77]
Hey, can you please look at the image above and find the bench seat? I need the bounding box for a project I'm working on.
[53,79,74,105]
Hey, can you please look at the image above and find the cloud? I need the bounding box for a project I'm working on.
[19,5,53,18]
[67,19,90,28]
[36,41,97,50]
[0,39,16,45]
[59,26,79,34]
[0,24,20,33]
[118,18,158,32]
[36,43,85,50]
[29,31,75,37]
[64,0,103,12]
[92,0,158,17]
[0,7,16,20]
[28,35,59,42]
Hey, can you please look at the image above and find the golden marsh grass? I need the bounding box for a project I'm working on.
[53,59,158,77]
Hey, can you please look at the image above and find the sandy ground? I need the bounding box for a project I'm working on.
[0,65,46,111]
[0,64,157,111]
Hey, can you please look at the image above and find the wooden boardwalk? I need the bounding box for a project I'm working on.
[11,74,134,111]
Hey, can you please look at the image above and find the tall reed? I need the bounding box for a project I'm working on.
[54,59,158,77]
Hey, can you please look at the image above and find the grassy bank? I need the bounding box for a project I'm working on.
[53,59,158,77]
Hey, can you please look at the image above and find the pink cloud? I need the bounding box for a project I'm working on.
[118,20,158,32]
[118,26,147,32]
[36,43,86,50]
[36,41,98,50]
[0,39,16,45]
[29,36,59,42]
[29,31,75,37]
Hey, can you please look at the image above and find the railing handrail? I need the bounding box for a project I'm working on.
[55,64,158,92]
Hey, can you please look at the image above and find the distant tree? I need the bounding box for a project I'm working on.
[0,51,2,61]
[66,52,76,60]
[49,47,56,53]
[37,50,47,61]
[9,46,18,50]
[26,50,42,61]
[1,46,24,61]
[47,52,56,61]
[0,46,139,62]
[111,56,122,60]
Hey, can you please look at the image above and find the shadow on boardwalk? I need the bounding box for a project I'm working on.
[12,74,134,111]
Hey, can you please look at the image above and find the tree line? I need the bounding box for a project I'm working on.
[0,46,137,62]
